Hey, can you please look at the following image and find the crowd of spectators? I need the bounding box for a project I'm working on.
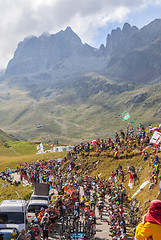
[106,181,128,240]
[69,122,156,158]
[2,122,161,240]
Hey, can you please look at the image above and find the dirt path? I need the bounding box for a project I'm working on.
[10,147,21,156]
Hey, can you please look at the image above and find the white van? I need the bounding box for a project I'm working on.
[0,200,26,232]
[26,200,48,223]
[30,194,49,202]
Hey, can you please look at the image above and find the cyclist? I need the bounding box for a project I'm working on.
[80,195,85,215]
[84,202,90,219]
[90,197,96,210]
[75,199,80,215]
[97,199,104,219]
[89,210,96,234]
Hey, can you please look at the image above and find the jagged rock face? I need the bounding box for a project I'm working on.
[4,18,161,89]
[105,23,139,55]
[105,19,161,57]
[105,37,161,83]
[5,27,99,77]
[126,93,149,105]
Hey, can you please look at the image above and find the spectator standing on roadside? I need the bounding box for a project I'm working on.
[33,224,41,240]
[41,217,49,240]
[135,200,161,240]
[27,225,35,240]
[133,171,140,186]
[10,232,17,240]
[19,229,27,240]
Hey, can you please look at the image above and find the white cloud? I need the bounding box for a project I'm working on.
[0,0,160,68]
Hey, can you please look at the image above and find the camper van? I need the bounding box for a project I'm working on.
[0,200,26,232]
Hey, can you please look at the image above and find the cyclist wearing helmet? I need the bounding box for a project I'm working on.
[91,197,96,210]
[97,199,104,219]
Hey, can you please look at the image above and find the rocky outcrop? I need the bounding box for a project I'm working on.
[126,92,149,105]
[4,18,161,92]
[5,27,101,77]
[104,37,161,83]
[105,23,139,55]
[104,19,161,57]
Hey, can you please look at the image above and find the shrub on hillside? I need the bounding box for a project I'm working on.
[3,142,10,148]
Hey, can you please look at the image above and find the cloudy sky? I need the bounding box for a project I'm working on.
[0,0,161,69]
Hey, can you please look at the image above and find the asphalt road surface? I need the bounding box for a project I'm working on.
[12,173,112,240]
[79,187,111,240]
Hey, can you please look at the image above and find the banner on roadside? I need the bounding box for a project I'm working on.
[150,130,161,146]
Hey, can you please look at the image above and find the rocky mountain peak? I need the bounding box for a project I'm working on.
[58,26,82,45]
[122,22,131,32]
[5,26,98,78]
[39,32,50,40]
[65,26,73,32]
[105,22,139,55]
[4,18,161,88]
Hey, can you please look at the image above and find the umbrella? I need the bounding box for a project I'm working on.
[92,140,97,144]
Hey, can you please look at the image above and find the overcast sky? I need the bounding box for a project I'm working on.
[0,0,161,69]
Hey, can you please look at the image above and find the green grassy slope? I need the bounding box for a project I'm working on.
[0,80,160,144]
[0,141,67,201]
[0,129,17,142]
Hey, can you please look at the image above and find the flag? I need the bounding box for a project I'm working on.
[37,144,41,150]
[127,120,132,127]
[122,113,130,121]
[128,179,133,189]
[37,143,43,151]
[130,172,133,182]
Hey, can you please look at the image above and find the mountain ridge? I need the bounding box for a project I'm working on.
[5,18,161,91]
[0,19,161,143]
[5,26,100,77]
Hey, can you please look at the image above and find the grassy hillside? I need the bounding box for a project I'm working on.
[65,147,160,218]
[0,79,160,144]
[0,149,66,171]
[0,137,160,240]
[0,143,67,201]
[0,178,32,202]
[0,139,159,214]
[0,129,17,142]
